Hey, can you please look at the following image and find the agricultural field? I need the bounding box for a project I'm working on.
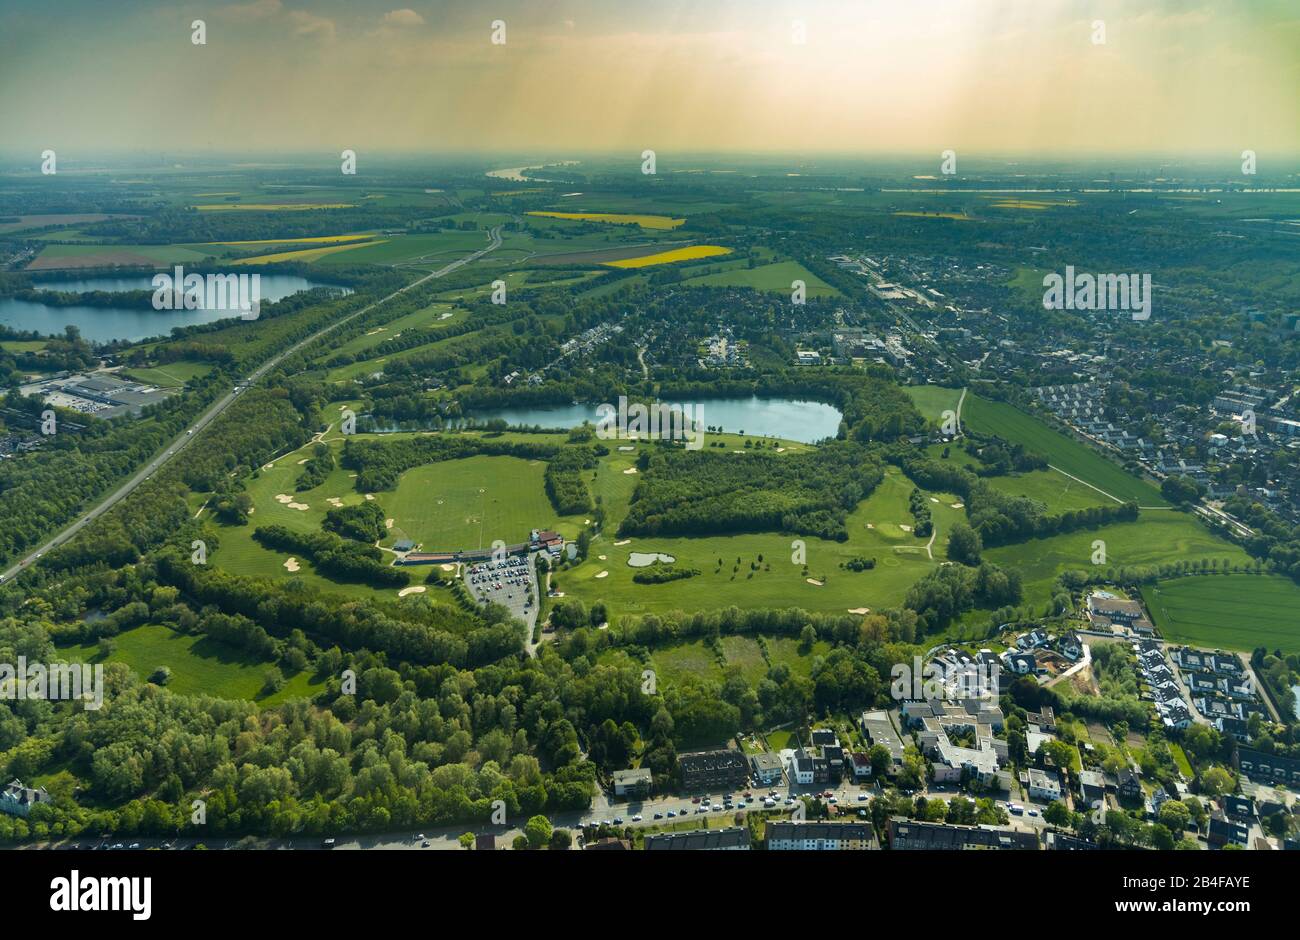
[26,242,214,270]
[525,211,685,229]
[679,260,839,297]
[54,624,325,705]
[962,394,1167,506]
[1141,574,1300,653]
[605,245,732,268]
[229,239,386,265]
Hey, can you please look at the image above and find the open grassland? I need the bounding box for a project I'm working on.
[605,245,732,268]
[27,242,213,270]
[55,624,325,705]
[963,394,1167,505]
[597,635,831,689]
[1141,575,1300,653]
[893,211,974,221]
[904,385,964,424]
[986,511,1251,609]
[985,468,1114,513]
[384,455,584,550]
[680,260,839,297]
[120,359,214,387]
[194,203,354,211]
[525,211,685,229]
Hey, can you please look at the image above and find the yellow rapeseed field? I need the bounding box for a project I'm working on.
[604,245,732,268]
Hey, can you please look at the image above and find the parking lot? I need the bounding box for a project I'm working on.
[464,553,537,630]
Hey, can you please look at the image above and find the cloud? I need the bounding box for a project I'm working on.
[382,9,426,27]
[288,10,336,41]
[223,0,283,22]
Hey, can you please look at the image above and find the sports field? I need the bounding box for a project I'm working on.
[1141,574,1300,653]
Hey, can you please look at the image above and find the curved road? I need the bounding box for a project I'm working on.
[0,227,502,586]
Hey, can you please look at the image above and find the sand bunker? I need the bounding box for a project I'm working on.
[598,555,607,561]
[297,458,309,465]
[288,502,309,511]
[595,571,609,579]
[326,497,344,507]
[899,524,912,532]
[806,578,824,586]
[951,503,964,509]
[776,447,786,453]
[398,585,427,597]
[440,564,455,572]
[617,445,635,452]
[262,463,275,471]
[385,518,394,529]
[275,494,293,504]
[847,607,870,614]
[623,467,638,475]
[929,497,939,503]
[628,552,676,567]
[615,539,631,546]
[364,494,375,501]
[865,523,875,529]
[283,557,300,572]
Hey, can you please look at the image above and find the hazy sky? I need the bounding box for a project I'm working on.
[1,0,1297,157]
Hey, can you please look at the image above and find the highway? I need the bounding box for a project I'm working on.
[0,226,502,587]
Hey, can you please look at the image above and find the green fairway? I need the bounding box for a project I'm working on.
[55,624,325,705]
[385,454,582,550]
[963,394,1167,506]
[562,467,951,618]
[1141,575,1300,653]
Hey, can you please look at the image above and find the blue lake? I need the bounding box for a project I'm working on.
[1,274,350,343]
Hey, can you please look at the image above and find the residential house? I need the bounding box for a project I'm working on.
[887,817,1039,850]
[749,753,784,786]
[766,821,875,851]
[0,779,50,818]
[678,749,750,792]
[645,827,750,851]
[611,767,653,799]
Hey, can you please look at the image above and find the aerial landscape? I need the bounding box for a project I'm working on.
[0,0,1296,918]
